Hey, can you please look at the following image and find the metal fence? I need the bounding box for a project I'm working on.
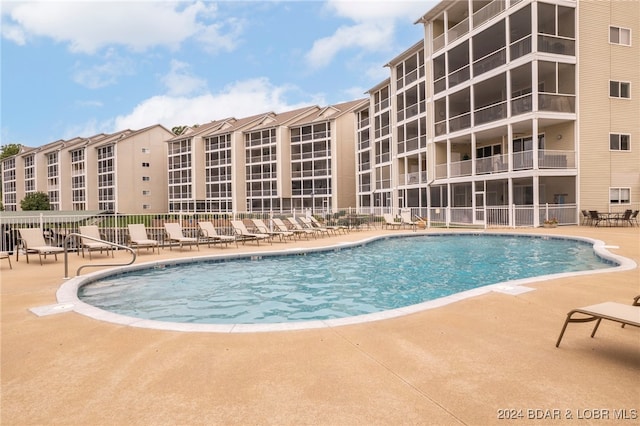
[0,202,621,253]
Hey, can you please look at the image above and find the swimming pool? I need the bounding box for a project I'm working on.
[69,233,626,331]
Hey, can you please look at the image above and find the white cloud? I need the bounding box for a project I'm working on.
[1,1,241,54]
[306,0,436,69]
[326,0,432,23]
[112,77,324,130]
[72,48,135,89]
[162,60,208,96]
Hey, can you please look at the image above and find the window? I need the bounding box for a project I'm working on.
[610,188,630,204]
[610,81,630,98]
[142,190,150,195]
[610,134,630,151]
[142,148,150,154]
[610,26,631,46]
[142,162,150,167]
[143,204,150,210]
[142,176,150,182]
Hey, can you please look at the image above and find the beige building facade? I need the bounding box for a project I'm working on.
[1,125,173,213]
[356,0,639,226]
[166,100,366,213]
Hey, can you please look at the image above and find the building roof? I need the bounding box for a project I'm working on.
[288,99,369,126]
[385,39,424,67]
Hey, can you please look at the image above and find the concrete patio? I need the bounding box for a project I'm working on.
[1,226,638,425]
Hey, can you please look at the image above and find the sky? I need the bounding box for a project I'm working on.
[1,0,438,148]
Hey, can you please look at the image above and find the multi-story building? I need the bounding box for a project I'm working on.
[167,100,366,213]
[357,0,639,226]
[1,124,173,213]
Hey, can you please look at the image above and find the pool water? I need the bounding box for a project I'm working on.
[78,235,615,324]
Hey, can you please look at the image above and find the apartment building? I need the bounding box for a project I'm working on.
[1,124,173,213]
[167,100,366,213]
[356,0,639,226]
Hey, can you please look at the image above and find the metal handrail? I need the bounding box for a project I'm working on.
[64,232,136,278]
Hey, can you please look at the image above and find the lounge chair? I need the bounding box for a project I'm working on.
[383,214,402,230]
[163,223,199,251]
[555,299,640,347]
[588,210,604,227]
[230,220,271,245]
[251,218,294,242]
[78,225,115,259]
[400,210,417,231]
[615,209,633,227]
[16,227,65,265]
[0,251,12,269]
[310,215,347,234]
[298,217,331,237]
[271,218,308,240]
[621,295,640,328]
[286,217,318,238]
[197,221,237,248]
[127,224,160,254]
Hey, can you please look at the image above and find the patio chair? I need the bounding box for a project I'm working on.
[0,251,12,269]
[588,210,604,227]
[251,218,294,242]
[400,210,417,231]
[127,224,160,254]
[580,210,591,226]
[310,215,347,234]
[271,217,308,240]
[298,217,331,237]
[555,299,640,347]
[16,227,65,265]
[230,220,271,245]
[383,214,402,230]
[197,221,237,248]
[629,210,639,227]
[78,225,115,259]
[615,209,633,227]
[163,223,199,251]
[286,217,318,239]
[621,295,640,329]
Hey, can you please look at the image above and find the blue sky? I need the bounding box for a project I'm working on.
[1,0,437,147]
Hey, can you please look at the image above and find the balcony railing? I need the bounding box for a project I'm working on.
[476,154,508,174]
[447,17,469,44]
[474,100,507,125]
[473,0,505,28]
[449,112,471,133]
[511,94,533,116]
[433,33,445,52]
[510,35,531,60]
[539,94,575,113]
[434,149,575,178]
[473,47,506,77]
[538,35,575,56]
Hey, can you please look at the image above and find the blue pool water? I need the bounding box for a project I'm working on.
[78,234,615,324]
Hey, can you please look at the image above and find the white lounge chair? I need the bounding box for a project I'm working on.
[78,225,115,259]
[198,221,237,248]
[310,215,347,234]
[127,224,160,254]
[383,214,402,230]
[251,218,294,242]
[1,251,13,269]
[286,217,318,238]
[271,218,307,240]
[298,217,331,237]
[400,210,417,231]
[230,220,271,245]
[555,300,640,347]
[16,228,65,265]
[164,223,199,251]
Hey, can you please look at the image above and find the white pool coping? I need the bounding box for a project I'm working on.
[53,232,637,333]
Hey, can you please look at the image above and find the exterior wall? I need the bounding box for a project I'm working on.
[2,125,172,214]
[578,0,640,211]
[334,110,358,209]
[115,126,172,213]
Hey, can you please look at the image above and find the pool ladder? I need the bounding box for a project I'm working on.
[63,233,136,278]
